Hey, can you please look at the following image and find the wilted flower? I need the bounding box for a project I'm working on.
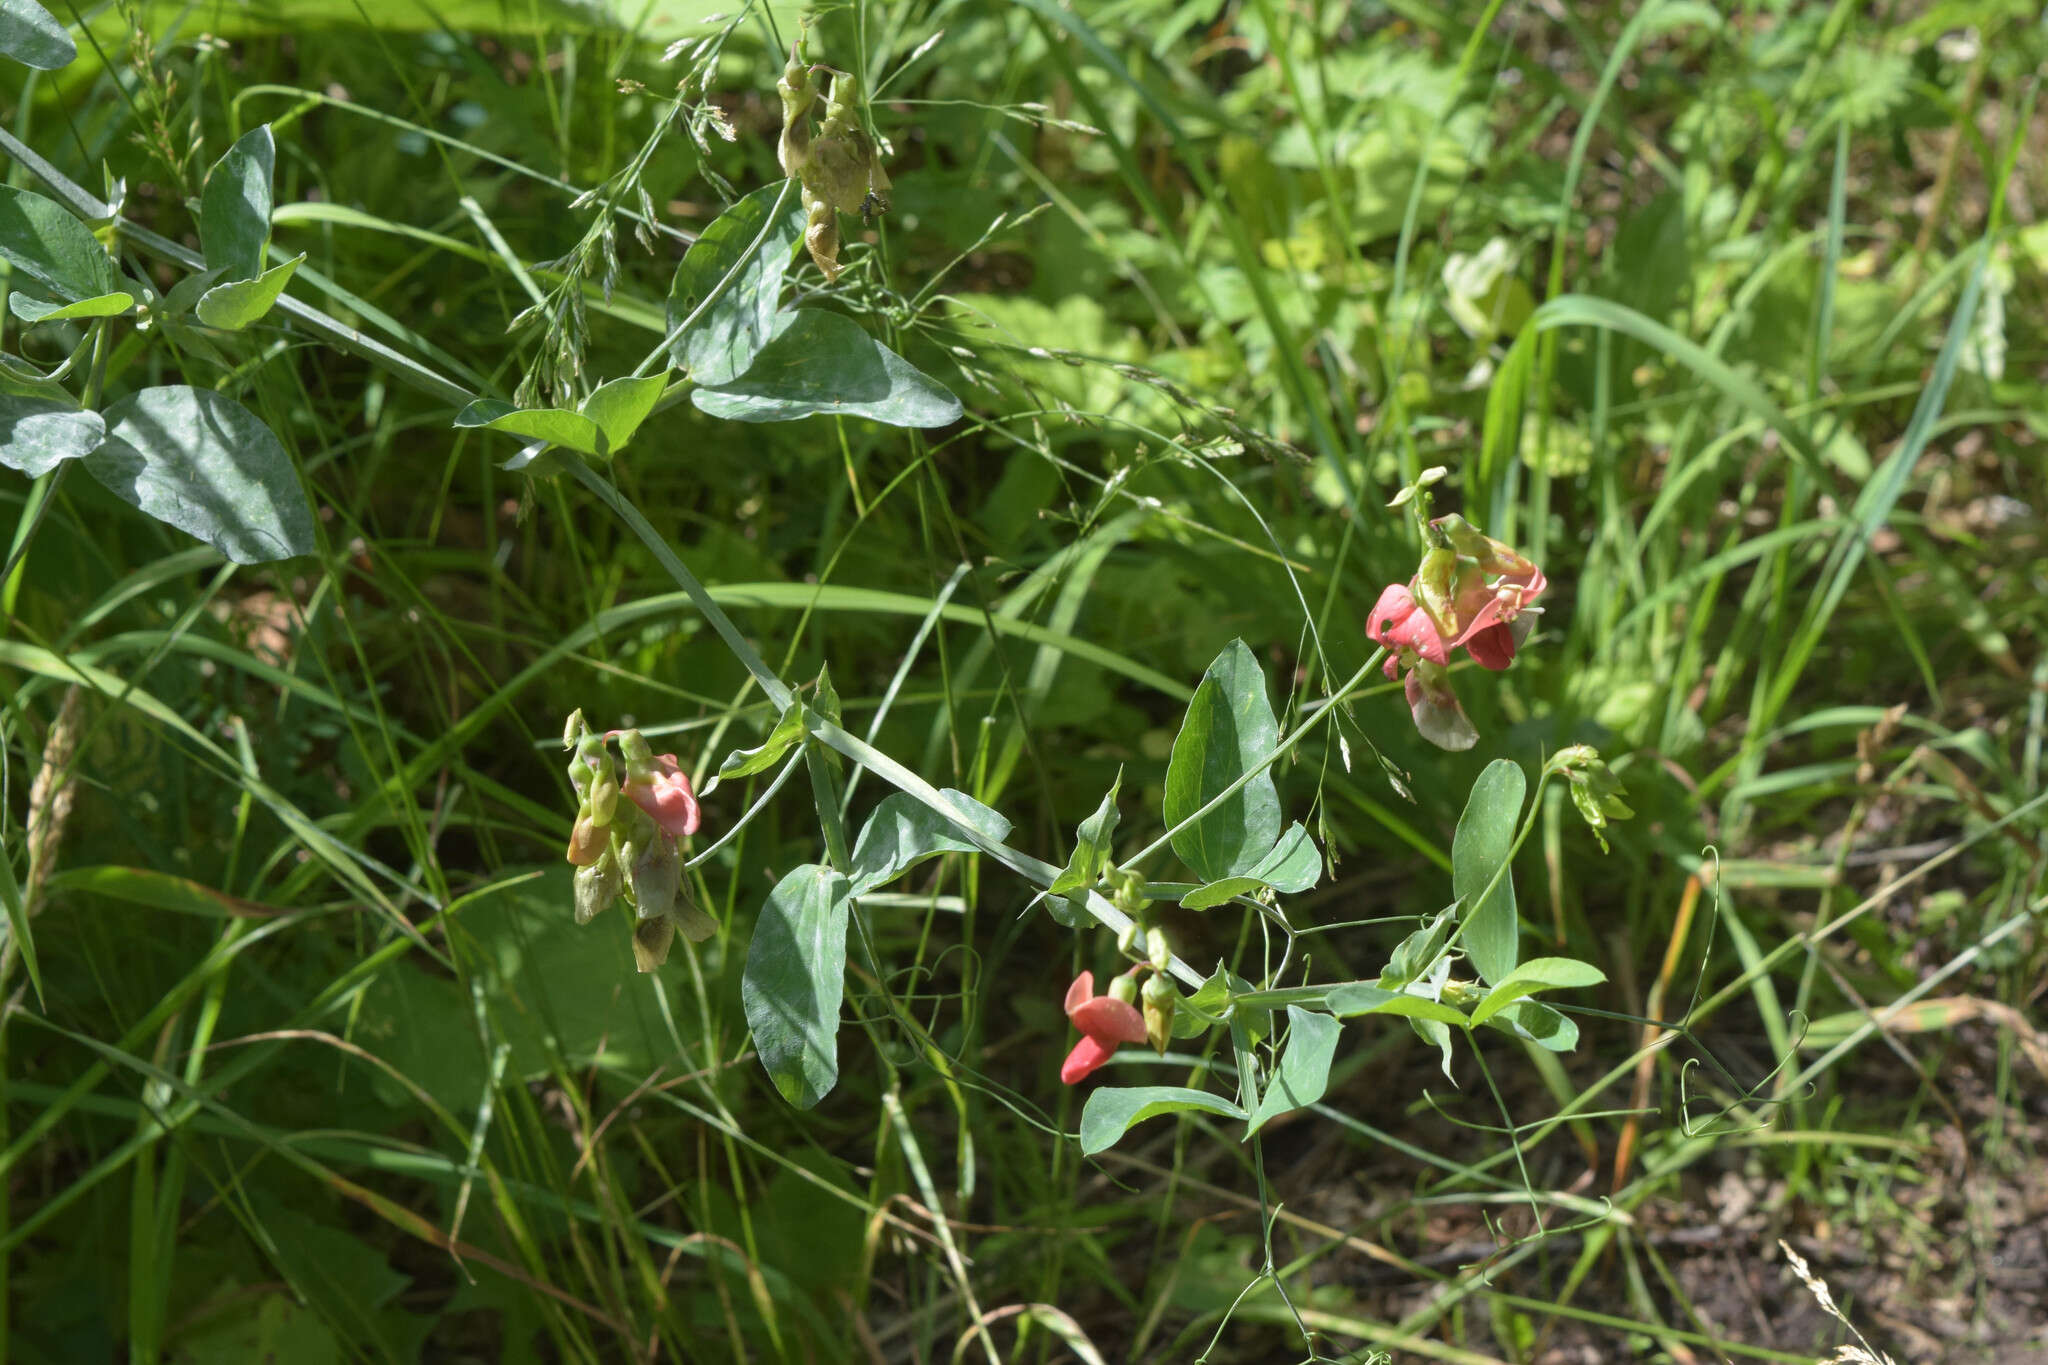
[615,729,701,839]
[1060,969,1148,1084]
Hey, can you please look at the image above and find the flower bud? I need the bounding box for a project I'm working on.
[563,708,587,749]
[588,760,620,826]
[1109,972,1140,1007]
[631,913,676,973]
[573,850,623,925]
[1142,972,1177,1054]
[567,811,607,866]
[1144,925,1172,973]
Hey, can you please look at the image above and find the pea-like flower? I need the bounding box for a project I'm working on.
[614,730,702,840]
[1060,970,1148,1084]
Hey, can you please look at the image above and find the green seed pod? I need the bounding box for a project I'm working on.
[628,830,681,920]
[1109,972,1140,1007]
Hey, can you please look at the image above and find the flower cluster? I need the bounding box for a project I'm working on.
[1368,514,1546,751]
[562,711,717,970]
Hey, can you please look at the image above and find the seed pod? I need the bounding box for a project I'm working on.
[628,830,681,920]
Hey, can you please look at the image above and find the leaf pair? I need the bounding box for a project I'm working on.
[742,790,1009,1107]
[0,387,316,564]
[667,180,961,428]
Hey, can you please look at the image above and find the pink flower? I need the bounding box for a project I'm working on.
[1060,970,1148,1084]
[1367,583,1447,679]
[624,753,701,839]
[1443,563,1546,672]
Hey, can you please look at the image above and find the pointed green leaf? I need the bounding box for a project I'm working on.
[0,0,77,69]
[1245,1006,1340,1135]
[691,308,963,428]
[667,179,804,384]
[0,394,104,475]
[0,817,42,1006]
[9,290,133,323]
[1380,906,1456,990]
[1453,759,1525,986]
[1163,640,1282,883]
[83,385,314,563]
[847,789,1010,896]
[1049,771,1122,896]
[742,863,854,1108]
[714,701,808,786]
[1078,1086,1246,1156]
[1325,984,1470,1027]
[579,374,667,454]
[195,252,303,330]
[0,184,117,301]
[1469,957,1607,1026]
[453,399,604,457]
[200,126,275,280]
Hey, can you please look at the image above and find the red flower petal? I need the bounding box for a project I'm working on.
[1061,1033,1118,1084]
[1070,994,1148,1044]
[1463,622,1516,670]
[1064,971,1095,1018]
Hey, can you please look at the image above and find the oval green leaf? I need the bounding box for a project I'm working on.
[0,183,117,301]
[742,863,854,1109]
[0,394,104,475]
[578,374,667,454]
[1469,956,1607,1026]
[847,789,1010,896]
[667,179,803,384]
[0,0,77,69]
[1078,1085,1246,1156]
[1325,983,1470,1027]
[1453,758,1525,986]
[1049,771,1121,896]
[200,125,275,280]
[453,398,604,457]
[84,385,314,563]
[9,290,134,323]
[1163,640,1282,883]
[1245,1006,1340,1135]
[195,252,303,330]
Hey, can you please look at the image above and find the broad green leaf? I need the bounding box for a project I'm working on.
[714,701,808,786]
[1483,999,1579,1052]
[1049,771,1121,896]
[195,252,303,330]
[667,179,804,384]
[1469,956,1607,1026]
[691,308,963,428]
[0,394,104,476]
[1245,1006,1340,1135]
[1453,759,1525,986]
[84,385,314,563]
[742,863,854,1108]
[1163,640,1282,883]
[453,399,604,457]
[8,290,133,322]
[0,0,76,69]
[1179,821,1320,908]
[200,125,275,280]
[1078,1085,1245,1156]
[0,184,117,301]
[1325,984,1470,1027]
[579,374,667,454]
[847,789,1010,896]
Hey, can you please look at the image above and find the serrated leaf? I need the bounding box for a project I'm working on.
[1453,759,1525,986]
[194,252,303,330]
[666,179,804,384]
[1245,1006,1340,1135]
[453,399,604,457]
[847,789,1010,896]
[1049,771,1121,896]
[1163,640,1282,883]
[83,385,314,563]
[1078,1086,1245,1156]
[1179,821,1320,908]
[742,863,853,1108]
[579,374,666,454]
[1469,956,1606,1026]
[1325,984,1470,1027]
[200,126,275,280]
[0,394,104,475]
[1483,998,1578,1052]
[691,308,963,428]
[0,0,77,69]
[0,183,118,301]
[9,290,134,323]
